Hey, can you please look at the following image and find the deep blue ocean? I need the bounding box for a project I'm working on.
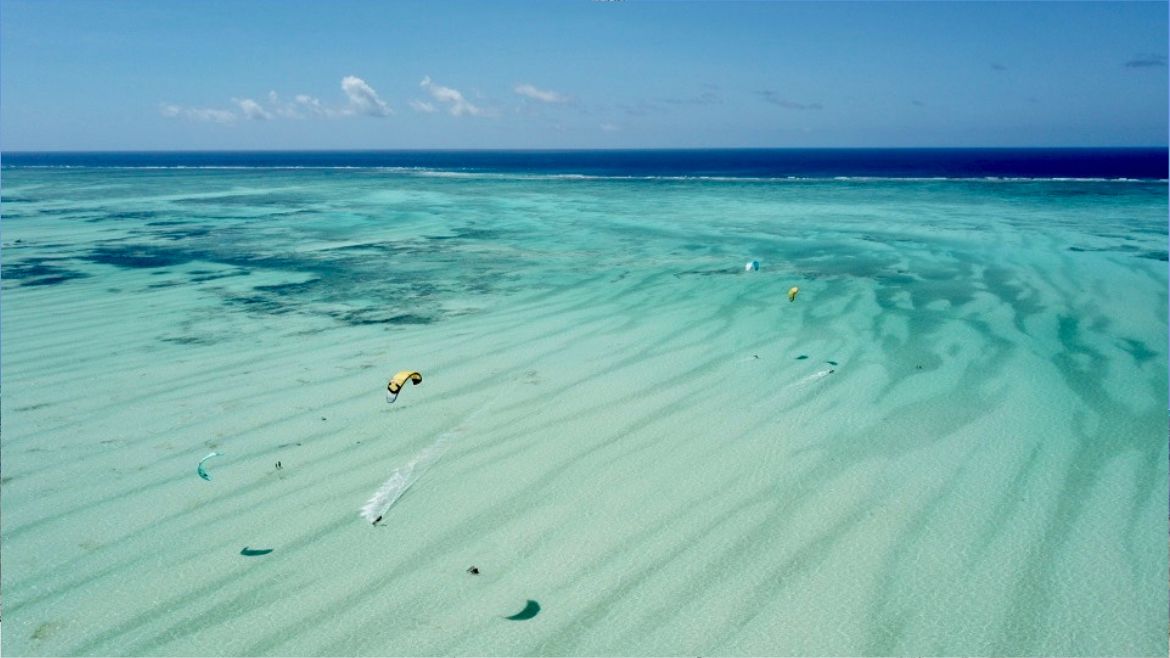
[3,147,1167,179]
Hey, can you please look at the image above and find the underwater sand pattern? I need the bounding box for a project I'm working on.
[1,168,1166,655]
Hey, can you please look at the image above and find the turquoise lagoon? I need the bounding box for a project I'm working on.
[0,164,1166,655]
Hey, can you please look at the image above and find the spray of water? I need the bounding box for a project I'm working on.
[359,437,449,522]
[782,367,835,390]
[359,386,504,524]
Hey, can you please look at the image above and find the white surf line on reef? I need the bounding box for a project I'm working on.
[359,384,507,524]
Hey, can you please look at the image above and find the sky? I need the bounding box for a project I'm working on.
[1,1,1167,150]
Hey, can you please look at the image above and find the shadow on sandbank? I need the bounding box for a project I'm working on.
[504,600,540,620]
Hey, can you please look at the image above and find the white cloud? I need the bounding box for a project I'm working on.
[420,75,485,117]
[235,98,273,120]
[514,83,567,103]
[409,99,437,113]
[267,91,302,118]
[341,75,392,117]
[191,108,237,123]
[160,75,391,125]
[289,94,326,118]
[159,103,237,124]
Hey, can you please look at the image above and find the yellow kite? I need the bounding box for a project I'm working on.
[386,370,422,403]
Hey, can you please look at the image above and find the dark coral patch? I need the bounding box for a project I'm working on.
[329,309,434,326]
[86,245,195,269]
[3,259,91,286]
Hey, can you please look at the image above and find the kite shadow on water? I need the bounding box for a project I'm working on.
[504,600,541,621]
[240,547,274,556]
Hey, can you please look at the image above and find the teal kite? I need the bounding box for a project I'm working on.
[197,452,223,481]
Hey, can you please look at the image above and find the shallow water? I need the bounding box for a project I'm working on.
[1,167,1166,655]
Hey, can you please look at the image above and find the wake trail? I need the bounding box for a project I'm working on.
[782,367,835,391]
[359,385,507,524]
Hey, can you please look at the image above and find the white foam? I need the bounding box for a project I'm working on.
[359,385,506,524]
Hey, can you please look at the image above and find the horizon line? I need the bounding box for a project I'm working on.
[4,145,1168,155]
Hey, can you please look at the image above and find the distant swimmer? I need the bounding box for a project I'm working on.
[829,369,835,374]
[275,461,282,470]
[467,566,480,575]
